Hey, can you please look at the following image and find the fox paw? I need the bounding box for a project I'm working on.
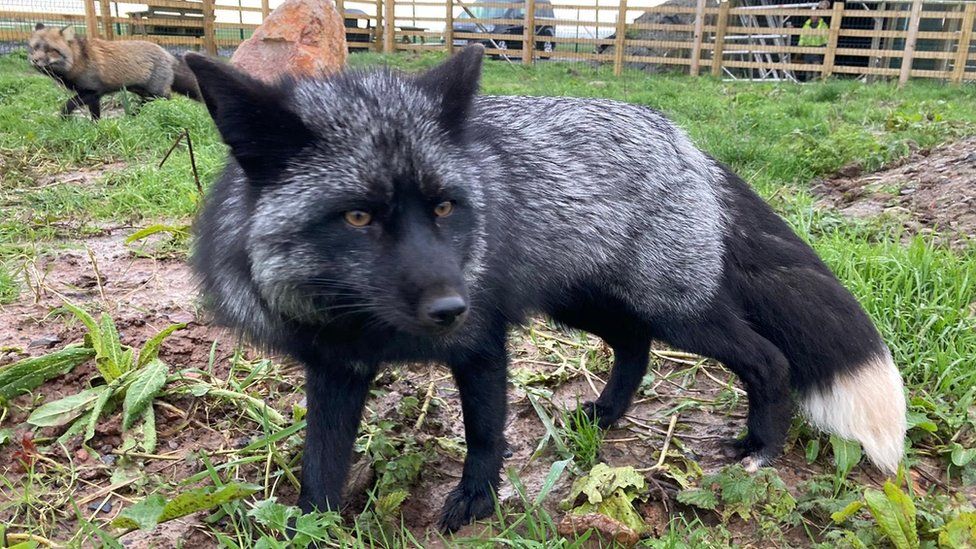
[576,401,620,429]
[439,485,495,533]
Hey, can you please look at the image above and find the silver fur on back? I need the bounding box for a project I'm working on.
[202,71,729,341]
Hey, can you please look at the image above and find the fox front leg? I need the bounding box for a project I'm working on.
[440,331,508,533]
[60,93,86,117]
[297,363,373,514]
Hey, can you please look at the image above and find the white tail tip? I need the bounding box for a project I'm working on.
[801,350,907,474]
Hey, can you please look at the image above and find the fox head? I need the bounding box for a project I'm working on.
[187,47,491,336]
[28,23,78,75]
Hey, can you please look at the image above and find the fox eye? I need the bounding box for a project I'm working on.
[344,210,372,227]
[434,201,454,218]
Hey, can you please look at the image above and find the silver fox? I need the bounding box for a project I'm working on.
[185,46,906,532]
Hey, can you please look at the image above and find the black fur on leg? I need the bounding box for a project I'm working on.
[439,326,508,533]
[60,93,86,117]
[550,295,652,429]
[650,305,794,469]
[82,93,101,120]
[297,359,376,514]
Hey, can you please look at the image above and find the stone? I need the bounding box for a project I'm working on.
[231,0,347,83]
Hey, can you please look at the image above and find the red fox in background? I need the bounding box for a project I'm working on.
[27,23,200,120]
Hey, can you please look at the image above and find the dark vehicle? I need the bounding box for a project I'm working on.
[452,0,555,54]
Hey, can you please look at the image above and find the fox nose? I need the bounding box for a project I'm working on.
[423,294,468,328]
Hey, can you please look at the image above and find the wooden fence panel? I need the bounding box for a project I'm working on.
[1,0,972,84]
[711,0,730,77]
[952,3,975,84]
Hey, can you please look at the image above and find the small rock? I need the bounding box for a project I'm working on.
[88,500,113,513]
[75,448,90,462]
[28,335,62,348]
[168,440,180,450]
[231,0,347,83]
[167,311,195,325]
[101,453,117,465]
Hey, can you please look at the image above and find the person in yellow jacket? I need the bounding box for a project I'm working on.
[797,1,830,81]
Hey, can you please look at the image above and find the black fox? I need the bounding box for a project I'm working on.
[185,46,906,532]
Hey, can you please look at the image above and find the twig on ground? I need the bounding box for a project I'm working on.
[85,245,106,301]
[653,414,679,470]
[415,376,437,430]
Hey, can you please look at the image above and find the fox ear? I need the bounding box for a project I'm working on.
[416,44,484,136]
[35,23,45,30]
[60,25,75,41]
[184,53,314,184]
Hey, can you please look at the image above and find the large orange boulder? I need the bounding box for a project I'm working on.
[231,0,346,83]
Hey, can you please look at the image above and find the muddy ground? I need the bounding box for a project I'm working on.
[816,136,976,249]
[2,138,972,546]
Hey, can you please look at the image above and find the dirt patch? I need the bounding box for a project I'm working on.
[34,161,128,188]
[815,137,976,248]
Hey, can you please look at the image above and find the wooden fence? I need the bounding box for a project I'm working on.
[2,0,974,85]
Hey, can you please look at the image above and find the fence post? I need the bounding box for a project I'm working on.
[98,0,113,39]
[899,0,923,87]
[445,0,454,55]
[821,1,844,79]
[952,3,975,84]
[375,0,384,51]
[523,0,535,64]
[201,0,216,55]
[83,0,99,38]
[613,0,627,76]
[711,0,730,77]
[384,0,395,53]
[262,0,270,19]
[689,0,707,76]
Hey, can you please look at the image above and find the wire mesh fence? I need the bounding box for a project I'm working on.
[2,0,974,84]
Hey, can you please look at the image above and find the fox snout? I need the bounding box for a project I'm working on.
[419,292,468,331]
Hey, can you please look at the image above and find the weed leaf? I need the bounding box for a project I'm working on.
[114,494,167,531]
[939,512,976,548]
[0,346,95,403]
[28,386,107,427]
[140,402,157,452]
[137,323,186,368]
[950,443,976,468]
[113,483,262,531]
[863,481,918,549]
[677,488,719,510]
[85,377,122,442]
[97,313,126,381]
[122,359,168,430]
[125,224,190,245]
[60,301,102,354]
[536,458,572,506]
[831,435,863,481]
[831,500,864,524]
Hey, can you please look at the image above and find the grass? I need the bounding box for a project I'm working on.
[0,48,974,547]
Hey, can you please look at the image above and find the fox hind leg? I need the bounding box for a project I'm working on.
[652,310,794,470]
